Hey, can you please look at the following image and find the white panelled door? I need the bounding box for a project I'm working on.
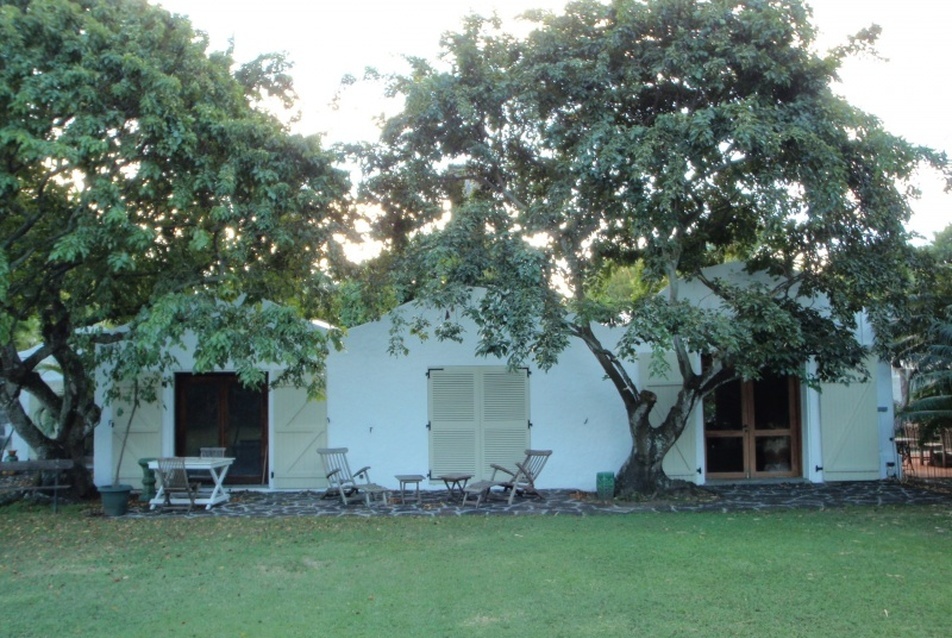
[428,367,529,480]
[111,383,163,485]
[270,383,328,489]
[819,361,880,481]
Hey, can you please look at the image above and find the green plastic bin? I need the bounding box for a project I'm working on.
[596,471,615,500]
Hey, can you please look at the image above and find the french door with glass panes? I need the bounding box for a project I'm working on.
[174,373,268,484]
[704,371,801,479]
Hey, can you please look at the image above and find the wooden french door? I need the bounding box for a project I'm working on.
[175,373,268,484]
[704,371,801,479]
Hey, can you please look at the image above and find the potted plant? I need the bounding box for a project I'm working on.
[99,381,140,516]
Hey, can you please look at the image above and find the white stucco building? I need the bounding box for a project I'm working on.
[93,265,900,492]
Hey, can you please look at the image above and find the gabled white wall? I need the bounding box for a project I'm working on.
[93,328,323,489]
[88,267,892,491]
[326,304,631,491]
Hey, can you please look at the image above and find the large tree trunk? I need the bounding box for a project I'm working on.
[59,431,96,499]
[3,398,97,499]
[613,369,709,498]
[4,411,96,499]
[1,310,103,499]
[574,322,720,498]
[575,323,692,497]
[30,439,95,498]
[615,451,673,496]
[614,409,680,497]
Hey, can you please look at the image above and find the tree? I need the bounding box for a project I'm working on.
[923,225,952,309]
[895,226,952,435]
[0,0,351,496]
[901,316,952,439]
[353,0,949,495]
[887,225,952,409]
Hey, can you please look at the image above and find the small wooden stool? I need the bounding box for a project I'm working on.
[395,474,425,504]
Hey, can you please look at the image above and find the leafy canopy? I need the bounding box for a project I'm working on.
[356,0,948,387]
[0,0,350,464]
[896,226,952,436]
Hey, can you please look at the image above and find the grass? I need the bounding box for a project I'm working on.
[1,503,950,637]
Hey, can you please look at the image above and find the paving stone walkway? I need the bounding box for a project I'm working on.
[120,480,952,518]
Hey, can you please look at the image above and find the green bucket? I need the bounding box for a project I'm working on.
[596,472,615,500]
[99,484,133,516]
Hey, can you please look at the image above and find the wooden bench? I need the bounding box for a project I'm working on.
[0,459,73,512]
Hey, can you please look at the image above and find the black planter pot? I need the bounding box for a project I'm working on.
[99,484,133,516]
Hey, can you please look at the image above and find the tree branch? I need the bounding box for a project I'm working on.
[571,321,641,410]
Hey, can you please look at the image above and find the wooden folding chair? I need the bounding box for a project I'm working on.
[155,457,200,512]
[489,449,553,505]
[316,448,390,506]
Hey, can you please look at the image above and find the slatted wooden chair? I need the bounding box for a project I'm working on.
[489,449,552,505]
[155,457,200,512]
[316,448,390,506]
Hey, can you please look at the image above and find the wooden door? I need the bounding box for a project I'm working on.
[270,380,328,489]
[705,371,800,479]
[175,373,268,484]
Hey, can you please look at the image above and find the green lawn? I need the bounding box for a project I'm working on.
[1,503,949,637]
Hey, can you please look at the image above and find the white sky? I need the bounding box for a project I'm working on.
[156,0,951,242]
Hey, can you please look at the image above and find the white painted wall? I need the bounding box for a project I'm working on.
[89,267,893,491]
[326,304,631,491]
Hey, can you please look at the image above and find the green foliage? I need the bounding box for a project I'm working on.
[354,0,948,491]
[0,0,350,471]
[585,261,661,324]
[901,314,952,436]
[921,225,952,317]
[886,225,952,416]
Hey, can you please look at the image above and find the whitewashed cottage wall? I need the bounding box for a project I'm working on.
[325,304,632,491]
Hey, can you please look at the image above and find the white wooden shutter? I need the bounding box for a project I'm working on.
[271,380,327,489]
[110,383,163,485]
[480,369,530,476]
[428,369,478,477]
[820,361,880,481]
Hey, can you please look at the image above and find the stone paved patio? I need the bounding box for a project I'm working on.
[116,480,952,518]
